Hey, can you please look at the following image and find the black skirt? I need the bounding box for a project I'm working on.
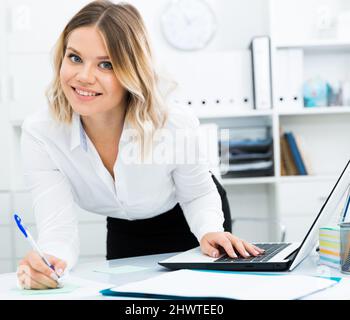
[106,173,231,260]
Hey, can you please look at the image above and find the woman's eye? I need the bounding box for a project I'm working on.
[67,53,82,63]
[99,61,113,70]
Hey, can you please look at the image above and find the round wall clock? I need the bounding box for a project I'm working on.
[161,0,217,51]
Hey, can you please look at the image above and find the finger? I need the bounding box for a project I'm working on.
[242,241,261,256]
[252,244,265,254]
[17,262,33,286]
[20,274,49,290]
[201,240,221,258]
[27,253,59,282]
[18,274,30,290]
[17,263,29,277]
[22,266,58,289]
[48,256,67,277]
[216,236,237,258]
[226,234,250,257]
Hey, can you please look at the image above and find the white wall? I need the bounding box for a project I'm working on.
[126,0,269,52]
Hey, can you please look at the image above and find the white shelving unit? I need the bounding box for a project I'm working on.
[185,0,350,243]
[268,0,350,242]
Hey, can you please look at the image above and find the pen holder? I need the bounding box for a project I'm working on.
[319,226,340,269]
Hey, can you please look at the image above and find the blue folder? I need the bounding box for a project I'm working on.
[284,132,307,175]
[99,288,227,300]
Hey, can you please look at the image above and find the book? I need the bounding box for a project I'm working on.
[280,135,298,176]
[284,132,308,175]
[294,134,313,175]
[280,152,287,176]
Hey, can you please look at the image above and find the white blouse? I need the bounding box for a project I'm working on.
[21,104,225,269]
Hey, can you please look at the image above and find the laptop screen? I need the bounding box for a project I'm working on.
[289,160,350,270]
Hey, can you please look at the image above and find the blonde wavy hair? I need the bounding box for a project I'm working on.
[46,0,168,155]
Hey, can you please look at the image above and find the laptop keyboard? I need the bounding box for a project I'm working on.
[214,243,291,263]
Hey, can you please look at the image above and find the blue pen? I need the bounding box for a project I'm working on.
[14,214,60,280]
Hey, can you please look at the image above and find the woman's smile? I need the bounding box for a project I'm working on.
[71,85,103,102]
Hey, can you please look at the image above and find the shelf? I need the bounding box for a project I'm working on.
[275,39,350,52]
[277,175,338,184]
[221,175,338,186]
[277,106,350,116]
[195,107,273,119]
[221,176,275,186]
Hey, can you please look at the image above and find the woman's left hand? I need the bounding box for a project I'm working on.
[200,232,265,259]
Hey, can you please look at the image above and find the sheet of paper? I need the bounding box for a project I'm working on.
[110,269,338,300]
[306,278,350,300]
[0,274,114,300]
[94,265,149,275]
[13,283,80,296]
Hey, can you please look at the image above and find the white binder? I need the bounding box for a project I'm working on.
[287,49,304,109]
[275,49,304,110]
[275,49,289,109]
[251,36,272,110]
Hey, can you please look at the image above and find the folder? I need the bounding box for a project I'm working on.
[280,135,298,176]
[284,132,307,175]
[287,49,304,109]
[294,134,313,175]
[229,149,273,164]
[250,36,272,110]
[275,49,289,109]
[228,137,273,153]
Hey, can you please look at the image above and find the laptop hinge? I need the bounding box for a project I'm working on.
[286,248,299,261]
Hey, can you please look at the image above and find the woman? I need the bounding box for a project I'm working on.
[17,0,264,290]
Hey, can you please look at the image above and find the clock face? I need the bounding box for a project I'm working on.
[161,0,217,51]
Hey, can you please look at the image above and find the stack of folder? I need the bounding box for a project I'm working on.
[219,137,274,178]
[319,226,340,269]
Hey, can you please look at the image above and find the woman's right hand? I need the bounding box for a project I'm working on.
[17,250,67,290]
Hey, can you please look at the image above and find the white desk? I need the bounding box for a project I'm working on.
[1,250,350,300]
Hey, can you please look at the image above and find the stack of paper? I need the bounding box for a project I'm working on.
[319,226,340,269]
[101,269,338,300]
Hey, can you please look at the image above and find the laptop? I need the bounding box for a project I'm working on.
[159,160,350,272]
